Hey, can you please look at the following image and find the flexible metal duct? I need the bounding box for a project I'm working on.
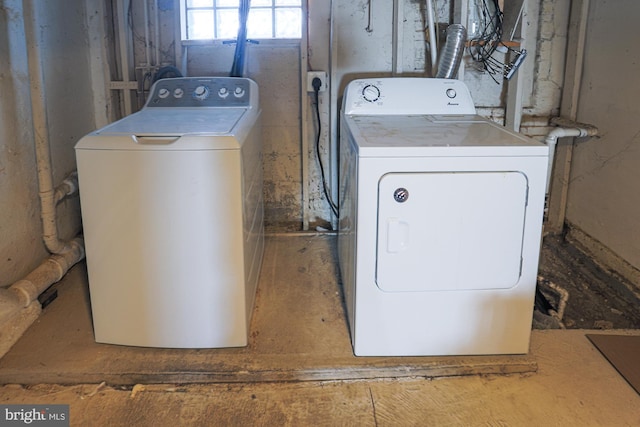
[436,24,467,79]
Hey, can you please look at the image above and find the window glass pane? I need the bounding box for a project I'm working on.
[216,0,239,7]
[275,8,301,38]
[183,0,301,40]
[247,9,273,38]
[187,10,214,39]
[217,9,239,38]
[275,0,300,6]
[187,0,213,7]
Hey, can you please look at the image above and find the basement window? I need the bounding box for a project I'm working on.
[181,0,302,40]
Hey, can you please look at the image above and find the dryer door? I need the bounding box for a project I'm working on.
[376,171,528,292]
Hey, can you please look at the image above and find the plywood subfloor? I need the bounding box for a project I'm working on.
[0,234,535,385]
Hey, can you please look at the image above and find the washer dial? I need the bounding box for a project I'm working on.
[362,84,381,102]
[233,86,246,98]
[218,87,229,98]
[193,85,210,100]
[158,88,170,99]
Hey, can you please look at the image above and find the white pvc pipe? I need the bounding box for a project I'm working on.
[426,0,438,76]
[544,126,590,195]
[0,0,87,358]
[14,0,86,294]
[392,0,403,75]
[547,280,569,326]
[154,0,160,66]
[9,239,85,308]
[143,0,152,66]
[23,0,79,256]
[116,0,134,115]
[53,172,79,204]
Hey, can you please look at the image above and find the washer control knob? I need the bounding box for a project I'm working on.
[446,88,457,99]
[158,88,170,99]
[394,188,409,203]
[173,88,184,98]
[233,86,246,98]
[193,85,210,100]
[218,87,229,98]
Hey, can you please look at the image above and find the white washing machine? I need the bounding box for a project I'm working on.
[75,77,264,348]
[338,78,549,356]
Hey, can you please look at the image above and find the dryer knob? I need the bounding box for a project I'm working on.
[394,188,409,203]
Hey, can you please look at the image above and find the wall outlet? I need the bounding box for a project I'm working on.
[307,71,327,92]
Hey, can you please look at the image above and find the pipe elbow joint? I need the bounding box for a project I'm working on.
[10,280,39,307]
[54,172,80,203]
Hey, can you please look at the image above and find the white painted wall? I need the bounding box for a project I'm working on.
[565,0,640,269]
[0,1,98,287]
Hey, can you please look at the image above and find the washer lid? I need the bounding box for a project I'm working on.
[95,108,248,136]
[344,114,549,157]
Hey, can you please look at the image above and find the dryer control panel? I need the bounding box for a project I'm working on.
[146,77,257,109]
[343,77,476,116]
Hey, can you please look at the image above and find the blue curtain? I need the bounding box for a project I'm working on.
[230,0,251,77]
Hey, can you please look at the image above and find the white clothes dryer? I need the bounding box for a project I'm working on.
[75,77,263,348]
[338,78,549,356]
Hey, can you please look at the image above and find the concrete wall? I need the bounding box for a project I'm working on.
[0,0,97,287]
[565,1,640,270]
[248,45,302,228]
[184,42,303,229]
[0,1,44,287]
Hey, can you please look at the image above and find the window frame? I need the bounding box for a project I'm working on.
[179,0,303,43]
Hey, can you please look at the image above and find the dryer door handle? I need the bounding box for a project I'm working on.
[386,218,410,253]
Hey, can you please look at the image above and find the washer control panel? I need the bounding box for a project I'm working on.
[343,77,476,116]
[146,77,254,108]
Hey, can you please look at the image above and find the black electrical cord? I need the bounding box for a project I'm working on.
[469,0,502,60]
[152,65,183,83]
[468,0,505,83]
[312,78,339,219]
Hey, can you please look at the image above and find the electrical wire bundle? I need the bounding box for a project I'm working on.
[467,0,503,82]
[467,0,526,83]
